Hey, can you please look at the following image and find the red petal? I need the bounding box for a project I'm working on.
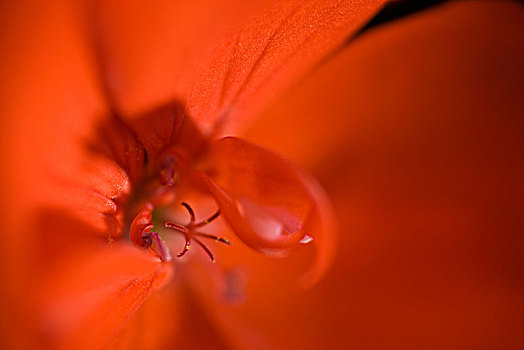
[237,1,524,348]
[187,0,386,135]
[129,203,154,247]
[91,0,277,116]
[199,137,336,284]
[106,279,181,350]
[38,242,171,349]
[90,114,146,184]
[0,2,121,345]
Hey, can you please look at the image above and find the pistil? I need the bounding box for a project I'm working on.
[165,202,231,262]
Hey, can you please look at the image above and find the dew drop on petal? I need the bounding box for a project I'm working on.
[235,197,284,241]
[235,196,305,242]
[299,234,314,244]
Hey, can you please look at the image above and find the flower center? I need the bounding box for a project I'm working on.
[129,200,232,263]
[127,149,231,263]
[165,202,231,262]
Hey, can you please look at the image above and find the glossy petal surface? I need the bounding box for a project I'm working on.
[91,0,276,115]
[238,1,524,348]
[200,137,336,284]
[187,0,387,134]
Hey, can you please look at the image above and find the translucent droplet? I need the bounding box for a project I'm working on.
[299,234,314,244]
[236,197,284,240]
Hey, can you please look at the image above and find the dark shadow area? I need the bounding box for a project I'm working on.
[354,0,449,40]
[85,100,209,185]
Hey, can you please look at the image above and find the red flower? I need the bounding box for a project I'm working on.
[1,0,523,349]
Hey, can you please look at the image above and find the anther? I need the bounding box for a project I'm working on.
[164,202,231,262]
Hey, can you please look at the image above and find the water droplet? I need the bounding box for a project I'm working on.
[299,234,314,244]
[236,197,284,240]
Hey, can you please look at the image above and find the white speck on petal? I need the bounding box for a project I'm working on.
[299,234,314,244]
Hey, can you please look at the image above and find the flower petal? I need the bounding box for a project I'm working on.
[91,0,277,116]
[38,241,171,349]
[105,279,181,350]
[225,1,524,348]
[0,1,114,346]
[187,0,386,135]
[199,137,336,285]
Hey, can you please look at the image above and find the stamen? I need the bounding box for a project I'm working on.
[148,232,172,262]
[165,222,189,233]
[193,209,221,228]
[194,232,232,245]
[176,237,191,258]
[164,202,231,262]
[193,237,215,263]
[181,202,195,224]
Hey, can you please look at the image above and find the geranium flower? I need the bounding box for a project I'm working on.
[1,0,523,349]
